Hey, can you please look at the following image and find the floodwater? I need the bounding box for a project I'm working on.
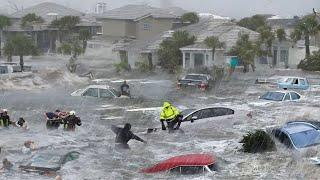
[1,66,320,179]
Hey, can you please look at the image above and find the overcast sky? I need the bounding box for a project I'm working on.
[1,0,319,19]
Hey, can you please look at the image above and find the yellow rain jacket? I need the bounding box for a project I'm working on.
[160,102,180,121]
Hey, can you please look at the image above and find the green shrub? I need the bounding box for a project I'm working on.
[298,50,320,71]
[135,59,153,73]
[114,61,131,72]
[240,130,276,153]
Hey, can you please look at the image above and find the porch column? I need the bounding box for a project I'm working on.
[190,52,195,69]
[182,51,186,69]
[277,46,281,67]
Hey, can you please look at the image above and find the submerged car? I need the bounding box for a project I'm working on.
[260,91,301,101]
[277,77,310,90]
[71,85,121,98]
[19,151,80,174]
[249,91,302,106]
[177,74,214,91]
[271,121,320,150]
[141,153,217,174]
[181,107,234,123]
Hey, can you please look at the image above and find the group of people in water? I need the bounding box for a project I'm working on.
[111,101,182,149]
[0,109,28,129]
[45,110,82,131]
[0,108,82,131]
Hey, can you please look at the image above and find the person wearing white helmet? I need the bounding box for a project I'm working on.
[62,110,81,131]
[0,109,12,127]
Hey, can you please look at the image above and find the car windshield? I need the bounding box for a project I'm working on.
[185,75,207,81]
[181,109,196,116]
[260,92,285,101]
[284,78,293,83]
[290,129,320,148]
[110,89,121,97]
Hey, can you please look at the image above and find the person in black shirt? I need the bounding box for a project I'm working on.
[0,109,12,127]
[111,123,146,149]
[120,80,130,96]
[62,111,81,131]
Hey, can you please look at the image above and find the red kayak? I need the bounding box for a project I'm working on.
[141,153,216,174]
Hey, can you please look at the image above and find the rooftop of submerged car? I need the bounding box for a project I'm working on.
[281,123,316,134]
[84,85,115,89]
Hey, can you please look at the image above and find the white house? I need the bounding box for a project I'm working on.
[179,19,259,69]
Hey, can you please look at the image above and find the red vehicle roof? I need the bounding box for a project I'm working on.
[141,153,215,173]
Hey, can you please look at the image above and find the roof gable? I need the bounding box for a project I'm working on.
[96,4,186,20]
[11,2,84,22]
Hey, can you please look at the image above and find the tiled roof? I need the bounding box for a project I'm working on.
[96,4,186,20]
[11,2,84,22]
[267,18,299,29]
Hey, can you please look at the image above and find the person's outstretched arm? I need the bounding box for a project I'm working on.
[111,125,121,134]
[132,133,146,143]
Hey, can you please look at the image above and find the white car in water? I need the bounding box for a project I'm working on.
[249,90,302,106]
[71,85,122,98]
[179,107,237,129]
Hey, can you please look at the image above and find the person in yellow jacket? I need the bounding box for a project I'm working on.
[160,102,182,132]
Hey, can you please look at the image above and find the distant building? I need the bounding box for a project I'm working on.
[4,2,101,53]
[114,18,260,70]
[263,15,319,68]
[96,5,187,40]
[95,2,107,14]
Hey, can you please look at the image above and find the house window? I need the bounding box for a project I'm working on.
[143,23,151,30]
[280,50,288,62]
[185,53,190,68]
[259,57,268,64]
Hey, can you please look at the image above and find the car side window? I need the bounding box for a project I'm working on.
[284,93,291,101]
[83,88,98,97]
[300,79,306,85]
[170,166,204,174]
[210,108,234,117]
[186,111,201,121]
[278,132,293,148]
[198,109,211,119]
[290,92,300,100]
[100,89,114,98]
[293,79,298,84]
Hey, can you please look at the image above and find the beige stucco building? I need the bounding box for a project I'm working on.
[96,5,186,40]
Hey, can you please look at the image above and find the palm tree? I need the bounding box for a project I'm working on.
[0,15,11,57]
[158,30,196,73]
[229,34,259,72]
[3,40,13,62]
[51,16,80,42]
[21,13,44,27]
[4,34,38,71]
[257,25,275,57]
[79,29,91,51]
[57,41,84,73]
[290,15,319,58]
[276,28,286,42]
[204,36,225,62]
[181,12,199,24]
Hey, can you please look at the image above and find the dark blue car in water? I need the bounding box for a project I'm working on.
[271,121,320,150]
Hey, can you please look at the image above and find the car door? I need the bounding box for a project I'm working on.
[283,93,291,101]
[99,88,116,98]
[82,88,99,98]
[291,78,299,89]
[290,92,301,101]
[299,78,308,90]
[184,109,214,123]
[184,108,234,123]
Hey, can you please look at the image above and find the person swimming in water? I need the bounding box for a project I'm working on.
[111,123,146,149]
